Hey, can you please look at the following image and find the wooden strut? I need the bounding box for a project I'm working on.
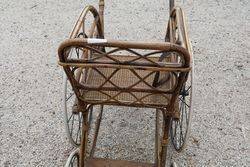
[79,104,90,167]
[98,0,105,33]
[90,105,104,157]
[160,112,171,167]
[155,109,171,167]
[155,109,161,166]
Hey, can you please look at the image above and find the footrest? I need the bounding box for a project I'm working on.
[86,158,154,167]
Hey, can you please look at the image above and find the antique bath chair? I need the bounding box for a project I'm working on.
[58,0,193,166]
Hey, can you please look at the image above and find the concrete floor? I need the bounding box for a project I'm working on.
[0,0,249,166]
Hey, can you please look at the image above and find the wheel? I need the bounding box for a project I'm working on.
[63,5,104,147]
[169,5,194,152]
[63,74,93,147]
[170,57,193,151]
[65,148,80,167]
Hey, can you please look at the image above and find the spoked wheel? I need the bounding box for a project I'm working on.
[65,148,80,167]
[63,5,104,147]
[63,75,93,147]
[170,59,193,152]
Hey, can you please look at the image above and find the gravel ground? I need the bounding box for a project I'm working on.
[0,0,249,166]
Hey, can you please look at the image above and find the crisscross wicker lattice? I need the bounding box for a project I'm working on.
[58,39,190,116]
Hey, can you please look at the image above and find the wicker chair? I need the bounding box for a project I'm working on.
[58,0,193,166]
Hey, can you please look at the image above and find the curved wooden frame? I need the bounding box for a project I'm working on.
[58,39,190,111]
[168,6,194,152]
[70,5,104,39]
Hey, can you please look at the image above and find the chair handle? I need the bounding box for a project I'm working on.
[169,0,175,14]
[98,0,105,33]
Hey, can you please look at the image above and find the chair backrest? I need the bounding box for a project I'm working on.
[58,39,190,109]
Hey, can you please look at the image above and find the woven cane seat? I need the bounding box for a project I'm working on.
[79,55,173,108]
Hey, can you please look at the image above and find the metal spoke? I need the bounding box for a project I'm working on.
[184,99,189,127]
[70,115,76,136]
[178,97,190,108]
[179,98,184,140]
[185,85,191,93]
[173,119,178,139]
[67,113,74,123]
[75,113,82,143]
[66,93,74,101]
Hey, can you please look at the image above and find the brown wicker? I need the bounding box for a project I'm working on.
[58,0,192,166]
[58,40,190,126]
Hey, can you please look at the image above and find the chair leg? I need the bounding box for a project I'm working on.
[155,110,171,167]
[160,115,171,167]
[90,105,104,157]
[155,110,161,166]
[79,111,89,167]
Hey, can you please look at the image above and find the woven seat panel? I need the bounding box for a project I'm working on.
[79,55,172,107]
